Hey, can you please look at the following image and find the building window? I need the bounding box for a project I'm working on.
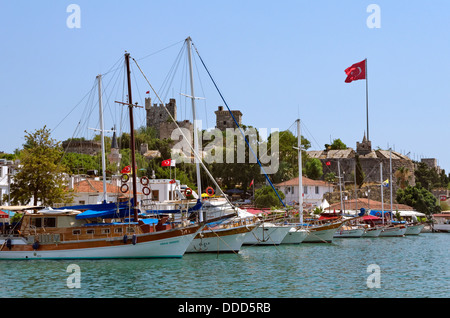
[152,190,159,202]
[304,186,308,194]
[315,186,319,194]
[223,121,227,125]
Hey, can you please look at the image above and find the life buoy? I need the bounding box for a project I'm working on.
[375,212,381,217]
[184,188,193,197]
[121,174,130,183]
[142,186,151,196]
[140,176,149,186]
[206,186,214,196]
[120,184,129,193]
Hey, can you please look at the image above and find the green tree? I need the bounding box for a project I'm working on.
[414,162,441,190]
[355,154,365,188]
[396,182,441,215]
[10,126,74,206]
[305,158,323,180]
[328,138,347,150]
[254,185,285,208]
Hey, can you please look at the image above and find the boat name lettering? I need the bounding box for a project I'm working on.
[160,240,180,246]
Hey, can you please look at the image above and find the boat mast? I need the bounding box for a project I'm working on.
[380,161,384,225]
[186,36,203,222]
[389,148,393,224]
[297,119,303,225]
[125,52,138,222]
[97,74,108,204]
[338,160,343,212]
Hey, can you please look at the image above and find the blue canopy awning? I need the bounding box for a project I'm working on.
[75,207,133,219]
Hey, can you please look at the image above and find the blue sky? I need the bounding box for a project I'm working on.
[1,1,450,172]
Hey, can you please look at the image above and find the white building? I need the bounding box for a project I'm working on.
[66,175,193,208]
[0,159,17,206]
[275,176,334,210]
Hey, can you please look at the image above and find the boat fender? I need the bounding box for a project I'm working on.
[121,174,130,183]
[140,176,149,186]
[132,234,137,245]
[142,186,151,196]
[123,235,128,244]
[32,241,40,250]
[6,238,12,250]
[120,184,129,193]
[206,186,214,196]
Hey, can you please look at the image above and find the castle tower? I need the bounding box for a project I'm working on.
[356,133,372,156]
[145,97,177,137]
[214,106,242,131]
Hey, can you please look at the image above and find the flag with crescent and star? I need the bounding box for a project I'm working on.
[344,59,366,83]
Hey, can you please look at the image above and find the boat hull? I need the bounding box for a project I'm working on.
[362,227,382,237]
[303,222,343,243]
[379,226,407,237]
[186,225,255,253]
[0,226,201,260]
[281,228,308,244]
[243,224,290,245]
[334,228,365,238]
[405,224,425,235]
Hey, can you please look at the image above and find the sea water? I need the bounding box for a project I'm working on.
[0,233,448,298]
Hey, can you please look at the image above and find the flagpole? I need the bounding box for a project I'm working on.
[365,58,369,141]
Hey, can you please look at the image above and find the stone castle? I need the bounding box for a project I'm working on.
[145,98,244,141]
[307,134,416,200]
[145,98,193,140]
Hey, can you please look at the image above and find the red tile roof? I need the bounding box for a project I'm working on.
[275,176,331,187]
[73,179,120,194]
[327,198,414,211]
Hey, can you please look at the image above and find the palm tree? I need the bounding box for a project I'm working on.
[394,166,412,189]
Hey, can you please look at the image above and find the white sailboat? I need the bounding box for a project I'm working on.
[281,119,308,244]
[174,37,256,253]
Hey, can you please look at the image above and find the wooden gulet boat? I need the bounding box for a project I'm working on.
[0,53,212,260]
[0,207,205,260]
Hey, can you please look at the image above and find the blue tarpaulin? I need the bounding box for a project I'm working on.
[75,208,132,219]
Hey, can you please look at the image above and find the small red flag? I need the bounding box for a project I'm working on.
[326,161,331,166]
[121,165,131,174]
[169,179,176,184]
[344,59,366,83]
[146,91,150,94]
[249,179,254,187]
[161,159,171,167]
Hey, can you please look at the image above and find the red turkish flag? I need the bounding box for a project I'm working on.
[344,59,366,83]
[161,159,172,167]
[121,165,131,174]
